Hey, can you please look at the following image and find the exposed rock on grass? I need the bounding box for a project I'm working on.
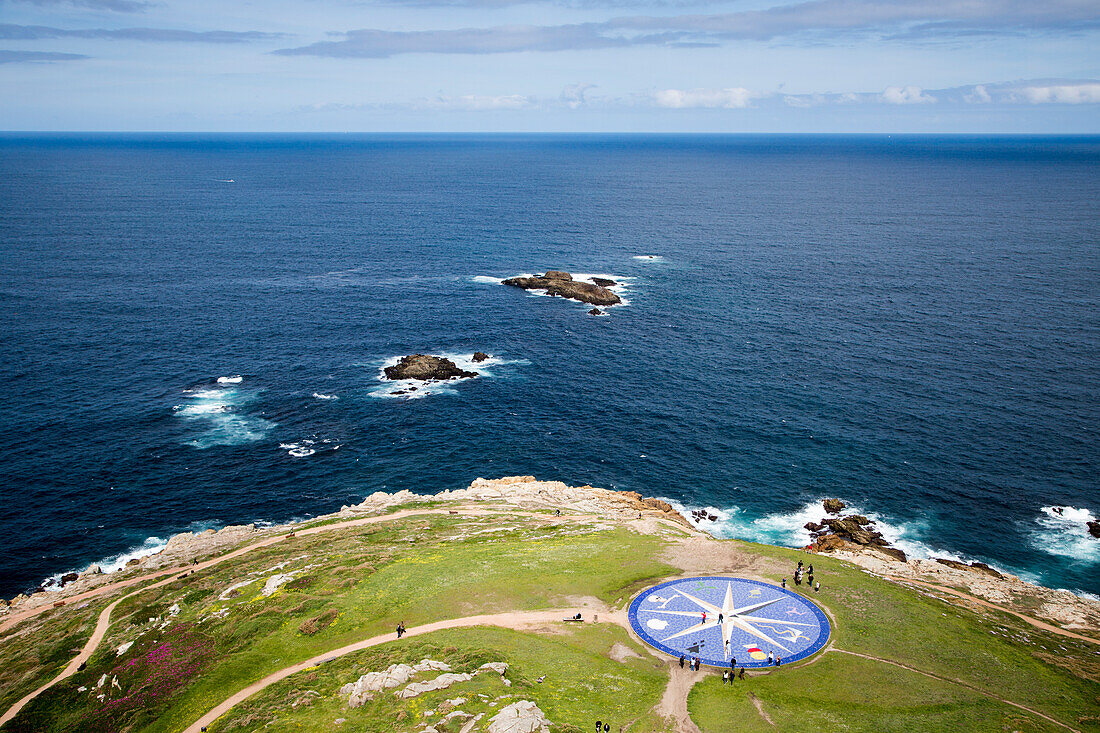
[488,700,550,733]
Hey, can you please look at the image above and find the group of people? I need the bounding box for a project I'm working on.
[678,654,703,671]
[594,721,610,732]
[395,622,407,638]
[721,668,746,683]
[782,560,820,592]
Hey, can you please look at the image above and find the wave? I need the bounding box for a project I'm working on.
[1029,506,1100,564]
[216,375,243,385]
[173,385,274,448]
[38,535,169,592]
[312,392,339,400]
[632,255,665,262]
[664,497,969,564]
[279,438,341,458]
[369,352,529,400]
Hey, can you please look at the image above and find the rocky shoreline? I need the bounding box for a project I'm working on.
[4,477,1097,638]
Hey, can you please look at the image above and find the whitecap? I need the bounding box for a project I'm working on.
[663,497,968,564]
[216,375,243,385]
[632,255,665,262]
[1029,506,1099,564]
[174,385,274,448]
[470,275,506,284]
[312,392,339,400]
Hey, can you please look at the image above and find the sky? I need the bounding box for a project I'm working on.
[0,0,1098,131]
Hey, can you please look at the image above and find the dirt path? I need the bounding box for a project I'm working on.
[828,648,1081,733]
[0,507,600,726]
[886,576,1100,646]
[653,663,703,733]
[181,608,622,733]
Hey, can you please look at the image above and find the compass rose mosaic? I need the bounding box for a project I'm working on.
[628,577,830,668]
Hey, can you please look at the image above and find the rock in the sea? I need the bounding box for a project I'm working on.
[472,352,490,363]
[82,564,102,577]
[804,521,824,532]
[588,308,603,316]
[1088,520,1100,539]
[384,354,478,381]
[60,572,79,585]
[488,700,550,733]
[590,277,616,287]
[822,498,846,514]
[503,271,621,306]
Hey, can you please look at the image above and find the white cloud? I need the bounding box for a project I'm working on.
[1015,83,1100,104]
[881,85,936,104]
[561,83,595,109]
[964,84,992,103]
[654,87,753,108]
[426,93,534,110]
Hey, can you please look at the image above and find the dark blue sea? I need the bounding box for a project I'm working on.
[1,134,1097,598]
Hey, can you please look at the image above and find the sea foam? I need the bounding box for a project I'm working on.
[174,384,274,448]
[664,497,970,565]
[1030,506,1100,564]
[369,352,528,400]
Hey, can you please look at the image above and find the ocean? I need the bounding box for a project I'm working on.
[0,133,1097,597]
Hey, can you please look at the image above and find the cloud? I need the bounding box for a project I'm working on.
[275,0,1100,58]
[0,48,88,62]
[2,0,149,11]
[0,24,286,43]
[425,93,534,110]
[561,83,595,108]
[654,87,754,108]
[881,85,936,104]
[1013,82,1100,104]
[274,24,683,58]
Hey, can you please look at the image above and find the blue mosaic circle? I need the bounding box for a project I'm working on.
[628,577,830,668]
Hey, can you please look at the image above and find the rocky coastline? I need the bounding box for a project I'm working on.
[4,477,1097,638]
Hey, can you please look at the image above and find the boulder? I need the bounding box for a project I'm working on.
[590,277,616,287]
[1088,520,1100,539]
[804,521,824,532]
[82,564,103,577]
[396,672,473,699]
[871,546,908,563]
[503,272,621,306]
[60,572,79,585]
[822,498,846,514]
[848,515,872,526]
[341,663,418,707]
[822,517,883,545]
[813,534,855,552]
[472,352,490,363]
[588,308,603,316]
[384,354,478,381]
[488,700,550,733]
[479,662,509,675]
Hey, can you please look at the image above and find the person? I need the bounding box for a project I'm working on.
[730,657,736,670]
[775,657,781,666]
[679,655,685,669]
[781,578,786,588]
[767,651,773,664]
[738,667,745,680]
[396,622,405,638]
[814,580,820,592]
[718,612,723,623]
[722,671,729,684]
[808,564,814,575]
[695,656,701,671]
[797,560,803,570]
[604,725,609,733]
[595,720,601,732]
[702,611,707,623]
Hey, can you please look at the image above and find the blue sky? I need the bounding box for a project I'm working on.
[1,0,1098,131]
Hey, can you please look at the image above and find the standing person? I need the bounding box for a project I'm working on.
[696,656,701,671]
[808,564,814,575]
[739,667,745,680]
[722,671,729,685]
[782,578,786,588]
[767,651,773,664]
[595,720,602,733]
[815,581,820,592]
[604,725,610,733]
[702,611,707,624]
[679,654,685,669]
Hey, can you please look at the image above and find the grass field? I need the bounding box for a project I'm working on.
[1,503,1097,733]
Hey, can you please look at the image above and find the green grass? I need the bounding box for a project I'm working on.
[208,625,672,733]
[688,653,1069,732]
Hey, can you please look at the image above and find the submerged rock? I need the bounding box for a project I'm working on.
[590,277,616,287]
[503,271,621,306]
[384,354,478,381]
